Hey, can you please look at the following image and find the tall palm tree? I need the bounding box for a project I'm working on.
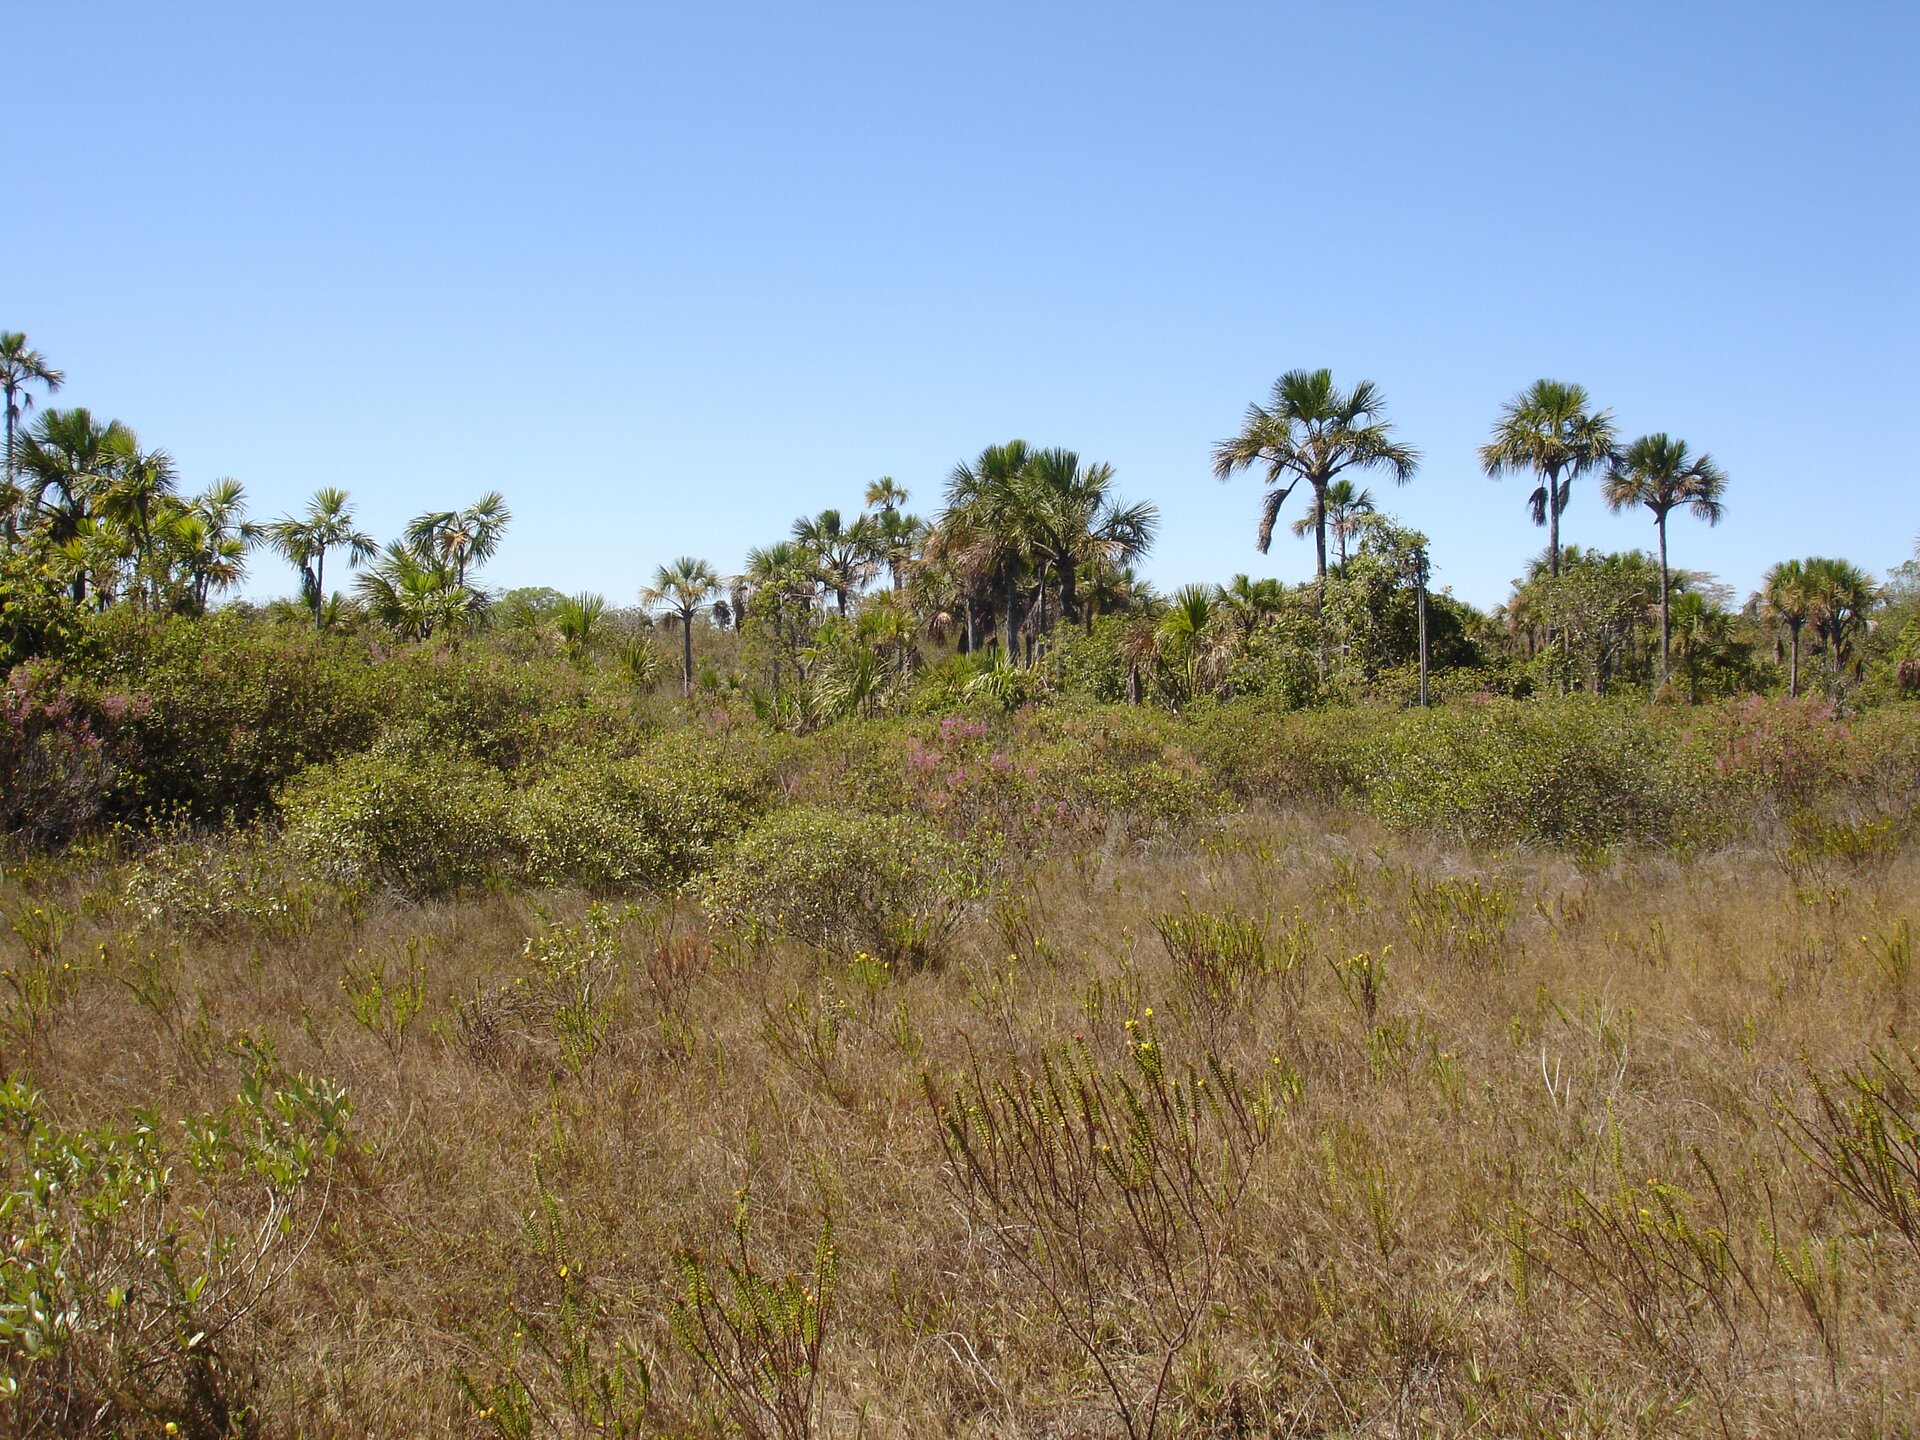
[1480,380,1617,582]
[1289,477,1376,570]
[14,407,131,600]
[864,476,909,513]
[943,440,1035,658]
[1211,370,1419,612]
[1602,433,1728,686]
[97,431,181,609]
[1803,556,1878,684]
[1014,448,1159,629]
[792,507,881,615]
[1757,559,1813,697]
[1,332,64,493]
[645,556,720,696]
[269,488,377,621]
[403,491,513,587]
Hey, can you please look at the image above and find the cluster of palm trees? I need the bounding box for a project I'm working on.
[9,327,1909,707]
[4,334,257,612]
[1208,370,1734,691]
[1755,556,1879,697]
[3,329,513,636]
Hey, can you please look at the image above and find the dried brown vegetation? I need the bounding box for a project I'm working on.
[5,792,1918,1440]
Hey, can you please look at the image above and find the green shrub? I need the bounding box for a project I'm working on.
[1358,699,1704,848]
[280,750,517,897]
[513,736,771,890]
[700,806,982,963]
[373,647,586,772]
[76,610,381,826]
[1179,701,1388,807]
[0,1061,350,1432]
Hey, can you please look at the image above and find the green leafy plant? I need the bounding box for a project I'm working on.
[700,807,981,965]
[669,1189,837,1440]
[280,748,517,898]
[0,1055,351,1435]
[458,1172,654,1439]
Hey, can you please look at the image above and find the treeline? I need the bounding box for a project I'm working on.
[5,332,1918,723]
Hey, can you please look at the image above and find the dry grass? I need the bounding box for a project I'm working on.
[4,804,1919,1438]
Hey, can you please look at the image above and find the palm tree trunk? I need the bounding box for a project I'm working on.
[1417,578,1429,707]
[313,549,327,624]
[963,596,975,653]
[1788,622,1800,698]
[1003,565,1019,661]
[681,612,694,697]
[1656,516,1671,689]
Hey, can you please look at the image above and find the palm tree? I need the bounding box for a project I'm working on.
[1212,369,1418,629]
[1667,591,1728,704]
[403,491,513,586]
[357,542,483,641]
[1156,584,1221,704]
[1602,434,1728,687]
[555,592,607,663]
[1803,556,1877,685]
[1,332,64,494]
[1215,574,1286,638]
[943,440,1035,659]
[15,408,131,600]
[793,507,882,615]
[1480,380,1617,582]
[645,557,720,696]
[1757,559,1814,697]
[269,488,377,621]
[1014,447,1159,629]
[1289,477,1376,570]
[744,539,822,696]
[96,431,181,609]
[864,476,909,513]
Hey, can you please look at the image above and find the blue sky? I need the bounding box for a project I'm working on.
[11,2,1917,609]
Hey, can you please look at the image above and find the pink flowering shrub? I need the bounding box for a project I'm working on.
[0,665,141,847]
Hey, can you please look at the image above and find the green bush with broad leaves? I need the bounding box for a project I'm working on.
[513,736,771,891]
[280,749,518,898]
[700,806,982,965]
[74,609,383,827]
[0,1057,350,1436]
[1358,699,1707,848]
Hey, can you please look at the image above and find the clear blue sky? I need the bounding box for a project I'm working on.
[11,2,1917,609]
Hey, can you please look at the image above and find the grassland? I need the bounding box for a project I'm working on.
[5,691,1919,1438]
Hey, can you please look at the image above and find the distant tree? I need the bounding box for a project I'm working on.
[1602,433,1728,687]
[1756,559,1814,698]
[645,556,721,695]
[1014,447,1158,628]
[1480,380,1617,583]
[1211,370,1418,624]
[1290,477,1376,570]
[1804,556,1878,684]
[941,441,1034,658]
[1,332,64,498]
[793,507,882,616]
[14,408,132,601]
[864,476,909,513]
[403,492,512,587]
[555,591,607,663]
[269,488,377,621]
